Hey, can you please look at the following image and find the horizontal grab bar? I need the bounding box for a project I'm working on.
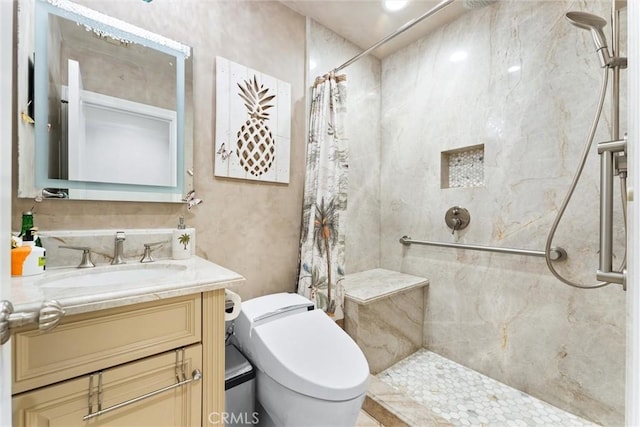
[83,369,202,420]
[399,236,567,261]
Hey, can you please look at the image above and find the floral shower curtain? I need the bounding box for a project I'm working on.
[296,73,348,319]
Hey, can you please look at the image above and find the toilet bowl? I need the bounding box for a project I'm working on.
[232,293,370,427]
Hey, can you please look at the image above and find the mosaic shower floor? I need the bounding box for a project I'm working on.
[378,349,599,427]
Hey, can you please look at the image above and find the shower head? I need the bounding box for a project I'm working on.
[565,11,612,67]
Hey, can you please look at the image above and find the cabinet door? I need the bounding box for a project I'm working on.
[12,344,202,427]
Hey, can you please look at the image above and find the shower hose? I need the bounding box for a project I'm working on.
[544,67,627,289]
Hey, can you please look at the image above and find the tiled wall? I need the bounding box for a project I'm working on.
[444,146,485,189]
[379,1,625,425]
[306,0,627,425]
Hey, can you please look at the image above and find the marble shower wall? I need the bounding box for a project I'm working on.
[379,0,625,425]
[12,1,306,300]
[307,19,382,274]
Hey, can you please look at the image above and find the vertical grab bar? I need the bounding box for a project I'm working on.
[597,138,627,285]
[600,149,614,274]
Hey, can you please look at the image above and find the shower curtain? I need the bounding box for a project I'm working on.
[296,73,348,318]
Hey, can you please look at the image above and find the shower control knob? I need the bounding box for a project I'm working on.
[445,206,470,234]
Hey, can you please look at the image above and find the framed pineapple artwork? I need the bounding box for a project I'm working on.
[215,56,291,183]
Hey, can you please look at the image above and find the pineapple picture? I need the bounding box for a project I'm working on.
[215,57,291,183]
[236,75,276,176]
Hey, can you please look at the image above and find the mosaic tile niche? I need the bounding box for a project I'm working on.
[442,145,484,189]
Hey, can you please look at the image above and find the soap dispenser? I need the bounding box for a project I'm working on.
[172,217,194,260]
[11,228,46,276]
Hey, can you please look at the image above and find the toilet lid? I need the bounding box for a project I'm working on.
[251,309,370,401]
[241,292,314,323]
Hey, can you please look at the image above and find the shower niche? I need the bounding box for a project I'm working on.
[441,144,485,189]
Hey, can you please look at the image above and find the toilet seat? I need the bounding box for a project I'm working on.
[250,308,369,401]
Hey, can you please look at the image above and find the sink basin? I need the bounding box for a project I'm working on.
[39,263,187,289]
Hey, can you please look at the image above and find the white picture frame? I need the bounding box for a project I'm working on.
[215,56,291,184]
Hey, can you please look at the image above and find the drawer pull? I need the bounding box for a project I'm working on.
[83,368,202,420]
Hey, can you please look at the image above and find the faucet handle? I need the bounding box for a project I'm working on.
[140,241,165,263]
[59,245,95,268]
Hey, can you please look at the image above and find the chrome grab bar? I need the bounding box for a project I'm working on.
[83,369,202,421]
[0,300,65,345]
[399,236,568,261]
[253,303,314,323]
[596,137,627,285]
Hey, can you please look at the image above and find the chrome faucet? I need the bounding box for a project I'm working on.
[111,231,126,265]
[139,241,165,263]
[59,245,95,268]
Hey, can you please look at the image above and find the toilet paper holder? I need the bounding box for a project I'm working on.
[225,289,242,321]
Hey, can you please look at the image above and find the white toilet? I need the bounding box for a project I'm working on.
[232,293,370,427]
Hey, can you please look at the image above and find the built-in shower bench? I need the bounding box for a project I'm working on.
[342,268,428,374]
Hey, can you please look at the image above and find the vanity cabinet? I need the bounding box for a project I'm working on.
[11,289,226,426]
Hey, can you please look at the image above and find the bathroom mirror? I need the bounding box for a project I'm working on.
[17,0,193,202]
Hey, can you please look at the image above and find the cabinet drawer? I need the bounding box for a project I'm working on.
[12,295,201,394]
[13,344,203,427]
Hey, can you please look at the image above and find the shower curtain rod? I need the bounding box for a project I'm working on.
[330,0,455,74]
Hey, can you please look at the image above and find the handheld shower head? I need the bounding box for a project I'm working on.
[565,11,612,67]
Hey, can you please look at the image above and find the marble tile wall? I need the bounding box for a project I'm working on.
[309,4,626,424]
[343,269,428,374]
[445,146,485,189]
[39,229,176,268]
[12,0,307,300]
[344,288,425,374]
[379,1,626,425]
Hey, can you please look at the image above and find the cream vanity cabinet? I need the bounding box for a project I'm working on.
[11,290,226,426]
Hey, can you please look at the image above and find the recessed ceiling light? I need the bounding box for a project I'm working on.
[507,65,521,73]
[384,0,408,11]
[450,50,468,62]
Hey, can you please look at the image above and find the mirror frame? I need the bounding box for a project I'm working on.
[19,0,192,202]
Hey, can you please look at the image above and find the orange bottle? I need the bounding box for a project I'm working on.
[11,245,32,276]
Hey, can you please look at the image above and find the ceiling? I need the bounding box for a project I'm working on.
[280,0,471,59]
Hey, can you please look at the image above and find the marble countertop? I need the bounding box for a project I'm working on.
[9,256,245,316]
[343,268,428,305]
